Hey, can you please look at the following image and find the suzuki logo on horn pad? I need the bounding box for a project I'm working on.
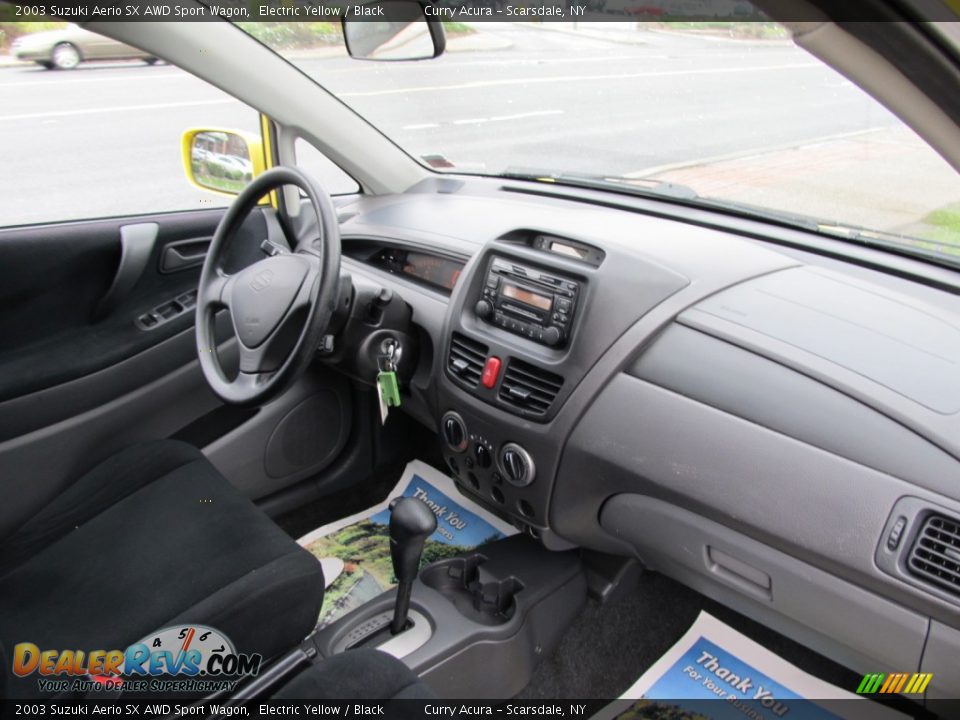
[250,269,275,292]
[230,256,309,349]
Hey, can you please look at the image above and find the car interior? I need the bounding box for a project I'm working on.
[2,0,960,714]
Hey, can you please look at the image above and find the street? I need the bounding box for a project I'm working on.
[0,23,939,229]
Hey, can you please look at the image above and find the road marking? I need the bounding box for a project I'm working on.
[0,71,189,89]
[404,110,563,130]
[0,98,236,122]
[339,62,820,98]
[490,109,564,122]
[625,126,892,178]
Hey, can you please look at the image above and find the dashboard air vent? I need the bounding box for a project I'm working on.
[499,359,564,416]
[448,333,487,387]
[907,513,960,598]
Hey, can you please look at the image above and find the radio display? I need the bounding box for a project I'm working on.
[502,283,552,311]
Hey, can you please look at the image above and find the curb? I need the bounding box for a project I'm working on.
[528,22,650,47]
[646,27,794,48]
[447,30,514,53]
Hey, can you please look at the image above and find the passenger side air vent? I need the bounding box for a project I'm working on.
[499,359,564,416]
[448,333,487,387]
[907,513,960,598]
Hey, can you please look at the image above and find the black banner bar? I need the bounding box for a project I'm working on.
[3,698,958,719]
[1,0,958,23]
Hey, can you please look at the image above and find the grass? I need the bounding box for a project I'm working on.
[925,203,960,236]
[442,21,475,36]
[195,174,246,194]
[912,202,960,258]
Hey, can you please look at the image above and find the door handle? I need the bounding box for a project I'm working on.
[93,222,158,322]
[160,237,211,273]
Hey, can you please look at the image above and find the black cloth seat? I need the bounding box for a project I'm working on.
[273,649,435,700]
[0,440,324,698]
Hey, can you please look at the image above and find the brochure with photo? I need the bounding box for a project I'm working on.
[298,460,517,628]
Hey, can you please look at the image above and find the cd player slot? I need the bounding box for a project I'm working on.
[475,256,580,349]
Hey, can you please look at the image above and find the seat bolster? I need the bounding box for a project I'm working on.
[0,440,203,577]
[166,549,325,662]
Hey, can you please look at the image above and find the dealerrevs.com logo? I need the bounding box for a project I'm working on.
[12,625,262,694]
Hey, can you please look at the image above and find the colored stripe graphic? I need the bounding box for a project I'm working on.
[858,672,933,695]
[856,673,885,694]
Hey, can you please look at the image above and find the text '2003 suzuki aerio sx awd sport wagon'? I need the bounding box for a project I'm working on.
[2,1,960,717]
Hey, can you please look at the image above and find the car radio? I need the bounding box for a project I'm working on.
[473,257,579,347]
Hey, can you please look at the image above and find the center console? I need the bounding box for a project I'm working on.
[435,229,690,547]
[311,534,586,698]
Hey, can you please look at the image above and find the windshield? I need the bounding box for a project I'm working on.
[238,17,960,263]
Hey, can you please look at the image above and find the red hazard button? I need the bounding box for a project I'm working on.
[481,356,502,389]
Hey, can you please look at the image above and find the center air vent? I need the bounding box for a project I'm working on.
[907,513,960,598]
[448,333,487,387]
[499,359,564,417]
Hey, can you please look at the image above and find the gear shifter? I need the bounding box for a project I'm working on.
[389,497,437,635]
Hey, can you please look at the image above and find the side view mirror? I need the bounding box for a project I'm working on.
[342,0,446,61]
[181,128,265,197]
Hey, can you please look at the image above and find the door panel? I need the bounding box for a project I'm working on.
[0,208,265,540]
[0,208,263,403]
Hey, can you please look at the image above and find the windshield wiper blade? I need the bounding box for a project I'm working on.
[500,169,818,229]
[815,222,960,267]
[499,169,700,201]
[500,169,959,268]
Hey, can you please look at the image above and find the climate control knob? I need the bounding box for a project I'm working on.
[441,411,468,453]
[500,443,535,487]
[474,299,494,320]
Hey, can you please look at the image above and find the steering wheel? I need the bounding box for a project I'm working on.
[196,166,341,406]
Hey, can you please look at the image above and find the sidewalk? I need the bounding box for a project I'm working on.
[530,21,652,47]
[530,21,793,48]
[635,126,960,234]
[0,54,27,67]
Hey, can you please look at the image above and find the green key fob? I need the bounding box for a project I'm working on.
[377,371,401,407]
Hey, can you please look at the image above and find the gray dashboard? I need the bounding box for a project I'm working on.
[332,176,960,700]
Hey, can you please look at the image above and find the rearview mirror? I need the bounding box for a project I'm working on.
[342,1,446,61]
[181,128,265,197]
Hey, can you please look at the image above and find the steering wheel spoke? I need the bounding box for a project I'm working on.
[201,271,233,309]
[237,342,273,375]
[195,166,341,407]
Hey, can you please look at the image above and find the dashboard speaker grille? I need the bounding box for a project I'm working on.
[499,359,564,416]
[907,513,960,598]
[448,332,487,387]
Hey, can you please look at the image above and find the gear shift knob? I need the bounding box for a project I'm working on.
[389,497,437,635]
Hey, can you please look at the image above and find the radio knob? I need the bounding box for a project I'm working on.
[542,326,562,347]
[474,299,494,320]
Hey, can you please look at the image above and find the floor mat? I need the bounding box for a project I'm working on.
[519,572,921,718]
[296,459,517,628]
[595,610,903,719]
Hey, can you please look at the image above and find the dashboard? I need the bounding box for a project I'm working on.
[336,175,960,699]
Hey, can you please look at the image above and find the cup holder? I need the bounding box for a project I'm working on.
[421,554,524,626]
